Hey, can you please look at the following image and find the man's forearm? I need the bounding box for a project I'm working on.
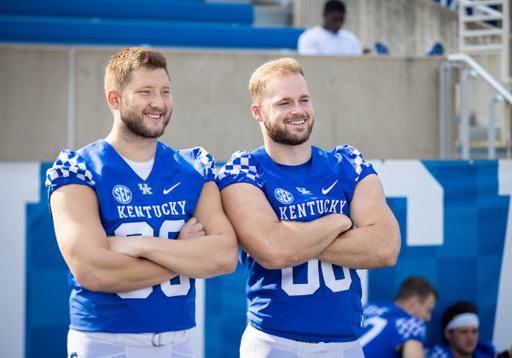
[242,213,353,270]
[316,221,400,269]
[73,249,178,293]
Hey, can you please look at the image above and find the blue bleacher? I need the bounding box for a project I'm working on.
[0,0,254,24]
[0,0,304,50]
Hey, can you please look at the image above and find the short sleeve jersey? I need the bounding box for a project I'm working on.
[46,139,215,333]
[216,145,376,342]
[427,342,497,358]
[298,26,363,56]
[361,301,426,358]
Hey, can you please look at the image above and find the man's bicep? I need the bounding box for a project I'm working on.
[350,174,395,228]
[50,184,108,268]
[193,181,234,236]
[220,183,278,250]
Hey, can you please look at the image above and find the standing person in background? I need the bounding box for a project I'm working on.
[361,276,438,358]
[216,57,400,357]
[46,47,238,358]
[298,0,364,56]
[428,302,512,358]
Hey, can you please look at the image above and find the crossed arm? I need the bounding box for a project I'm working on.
[50,182,238,293]
[220,173,400,270]
[316,174,401,269]
[107,182,238,279]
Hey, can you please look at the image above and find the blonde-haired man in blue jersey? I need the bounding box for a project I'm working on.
[46,47,238,358]
[216,57,401,357]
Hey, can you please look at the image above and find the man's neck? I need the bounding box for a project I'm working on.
[322,24,340,34]
[105,125,158,163]
[394,299,414,317]
[264,139,312,166]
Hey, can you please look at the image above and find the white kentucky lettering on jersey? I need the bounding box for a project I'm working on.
[279,199,347,220]
[117,200,187,219]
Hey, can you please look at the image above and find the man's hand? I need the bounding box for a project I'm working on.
[177,217,206,240]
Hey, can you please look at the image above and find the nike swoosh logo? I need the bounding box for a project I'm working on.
[321,180,338,195]
[163,182,181,195]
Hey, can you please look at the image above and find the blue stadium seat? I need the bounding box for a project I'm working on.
[0,0,254,24]
[373,41,389,55]
[0,0,306,49]
[0,15,304,49]
[425,41,444,56]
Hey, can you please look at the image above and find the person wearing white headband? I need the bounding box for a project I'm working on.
[427,302,511,358]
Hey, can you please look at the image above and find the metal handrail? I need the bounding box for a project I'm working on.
[439,54,512,160]
[447,53,512,104]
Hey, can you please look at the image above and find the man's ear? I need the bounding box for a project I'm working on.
[444,328,451,341]
[251,104,263,123]
[107,90,121,110]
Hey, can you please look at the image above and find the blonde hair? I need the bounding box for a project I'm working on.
[249,57,305,105]
[104,47,169,97]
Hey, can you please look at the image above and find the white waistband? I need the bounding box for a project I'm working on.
[70,329,190,347]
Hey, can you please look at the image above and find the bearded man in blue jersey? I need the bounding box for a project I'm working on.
[46,47,238,358]
[216,57,401,357]
[361,276,438,358]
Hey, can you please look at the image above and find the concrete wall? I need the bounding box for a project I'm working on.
[0,44,444,162]
[293,0,459,57]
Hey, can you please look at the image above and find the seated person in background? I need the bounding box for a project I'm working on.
[298,0,363,56]
[361,276,438,358]
[428,302,511,358]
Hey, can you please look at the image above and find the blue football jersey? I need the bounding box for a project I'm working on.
[46,139,215,333]
[427,342,497,358]
[216,145,377,342]
[361,301,426,358]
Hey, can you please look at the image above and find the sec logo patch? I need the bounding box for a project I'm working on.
[112,185,132,204]
[274,188,294,204]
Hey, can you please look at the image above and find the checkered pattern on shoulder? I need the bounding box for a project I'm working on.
[176,146,216,181]
[216,151,263,190]
[45,150,96,188]
[198,148,216,179]
[191,146,216,179]
[427,345,450,358]
[395,316,426,340]
[331,145,373,182]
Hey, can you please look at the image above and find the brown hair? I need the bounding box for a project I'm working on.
[104,47,169,97]
[396,276,438,303]
[248,57,305,105]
